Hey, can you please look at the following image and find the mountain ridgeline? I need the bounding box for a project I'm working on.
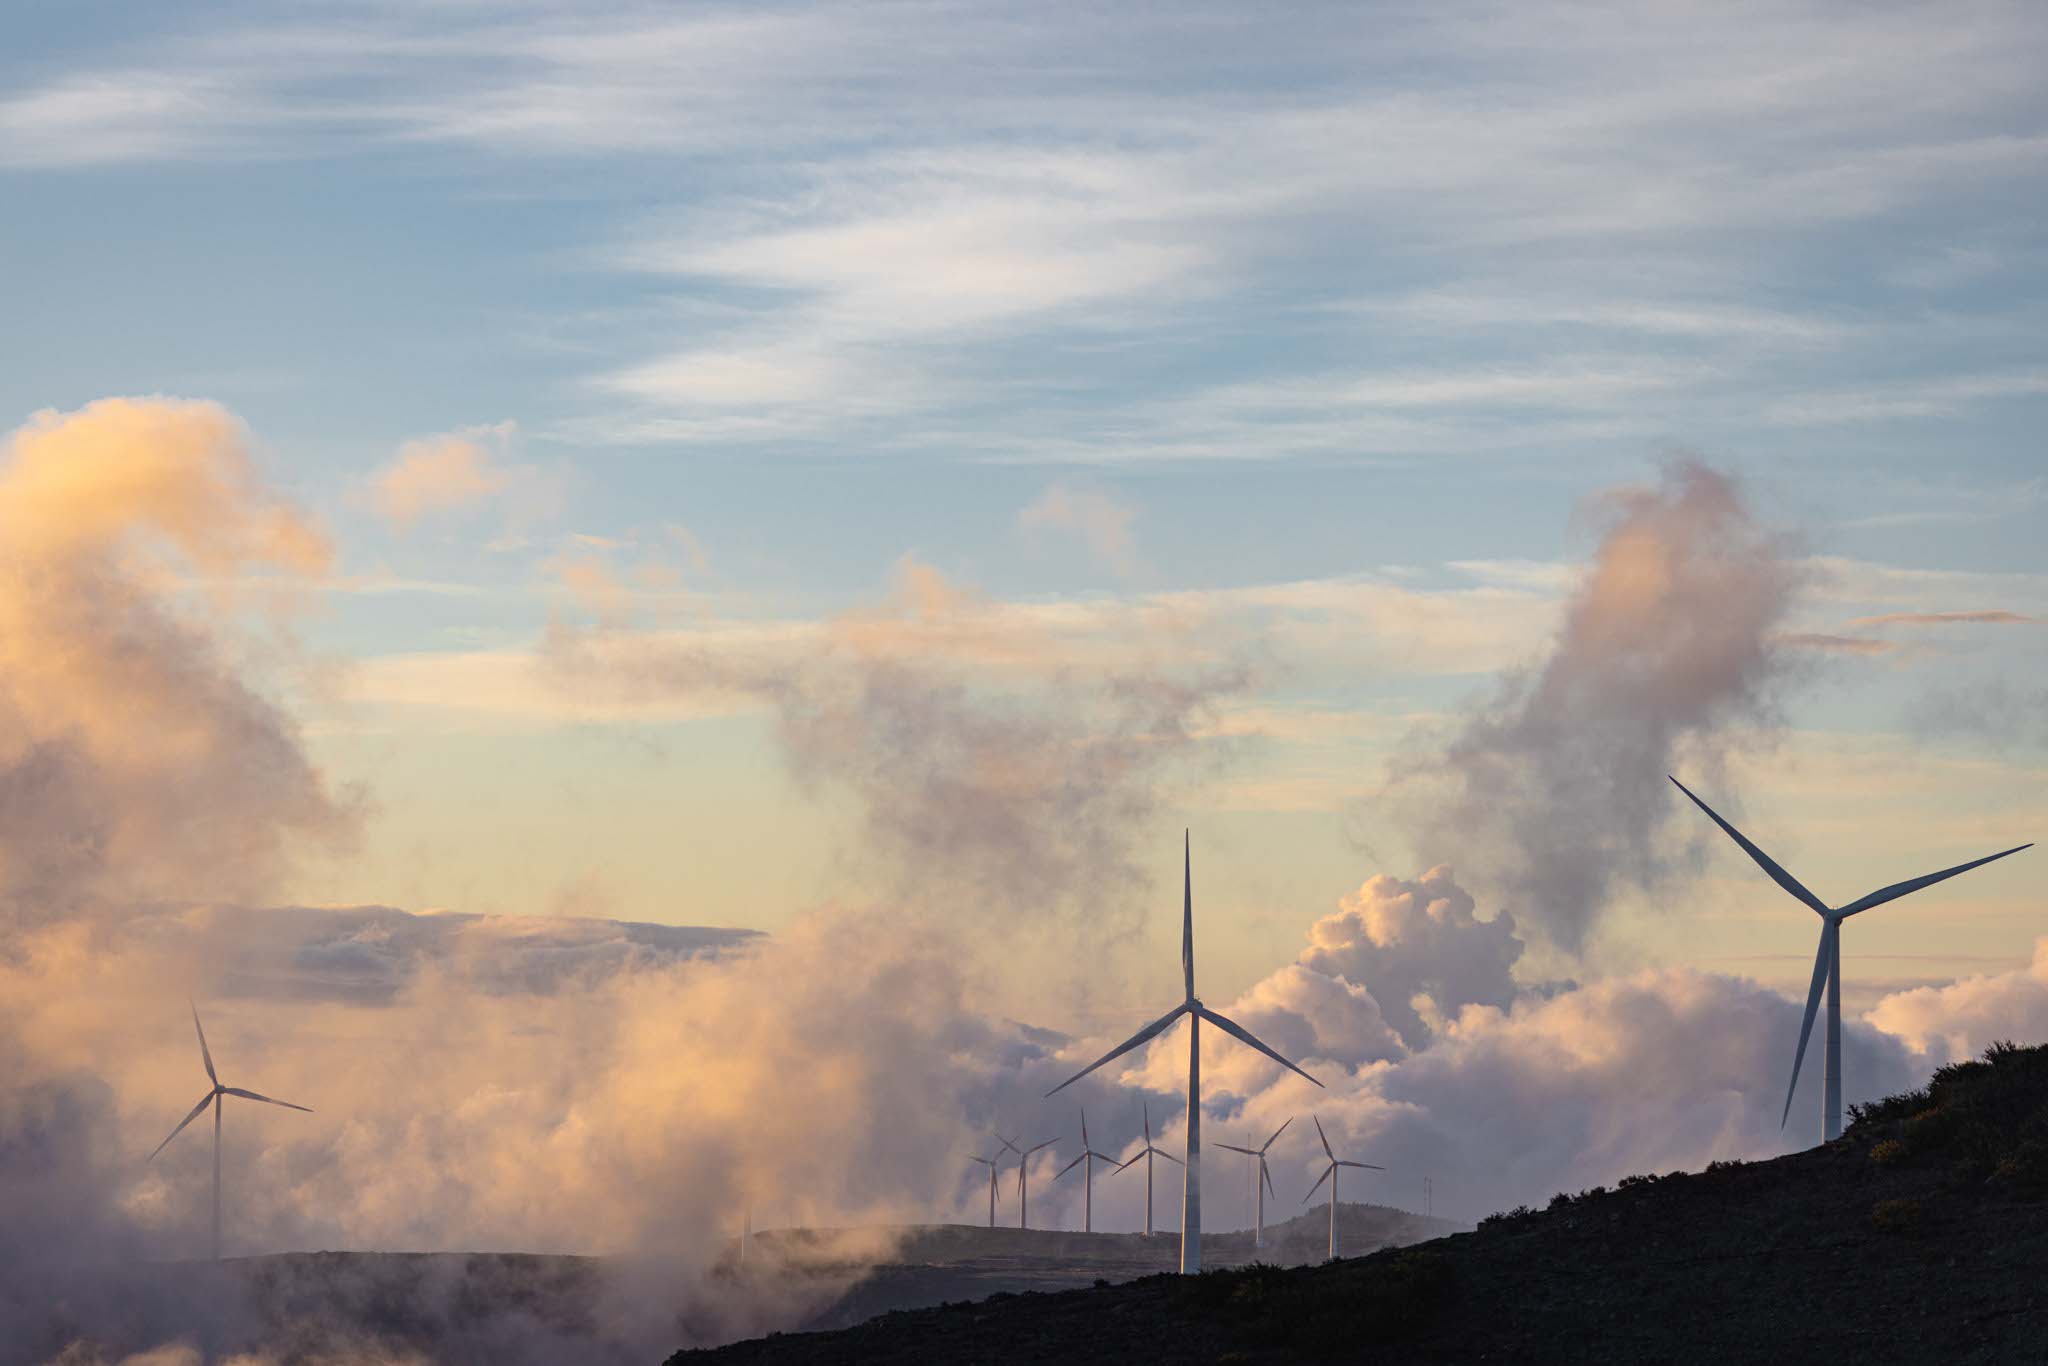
[676,1042,2048,1364]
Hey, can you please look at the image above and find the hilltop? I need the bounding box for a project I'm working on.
[674,1042,2048,1364]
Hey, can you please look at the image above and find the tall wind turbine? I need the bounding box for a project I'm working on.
[149,1003,312,1261]
[998,1134,1057,1230]
[1046,833,1322,1273]
[1302,1115,1382,1261]
[1672,776,2031,1143]
[1217,1117,1293,1251]
[1113,1099,1182,1238]
[966,1154,1003,1228]
[1053,1108,1121,1233]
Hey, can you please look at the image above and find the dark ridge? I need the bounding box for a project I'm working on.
[672,1041,2048,1364]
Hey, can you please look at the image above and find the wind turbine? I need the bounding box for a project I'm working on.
[1217,1117,1293,1251]
[998,1134,1057,1230]
[1302,1115,1381,1261]
[1053,1108,1121,1233]
[148,1003,312,1261]
[1113,1099,1182,1238]
[1671,776,2031,1143]
[1046,833,1322,1273]
[966,1153,1004,1228]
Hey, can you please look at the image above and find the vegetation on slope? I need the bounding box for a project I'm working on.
[676,1041,2048,1364]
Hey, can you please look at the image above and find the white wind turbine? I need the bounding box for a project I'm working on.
[1053,1107,1121,1233]
[1217,1117,1293,1251]
[966,1152,1004,1228]
[1302,1115,1382,1261]
[1046,833,1322,1273]
[998,1134,1057,1230]
[1113,1099,1182,1239]
[1672,776,2031,1143]
[149,1003,312,1261]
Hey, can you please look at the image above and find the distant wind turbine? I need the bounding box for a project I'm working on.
[966,1153,1004,1228]
[1053,1108,1121,1233]
[1046,833,1322,1273]
[1672,775,2031,1143]
[998,1134,1057,1230]
[1217,1117,1293,1251]
[1302,1115,1381,1261]
[149,1003,312,1261]
[1113,1099,1182,1238]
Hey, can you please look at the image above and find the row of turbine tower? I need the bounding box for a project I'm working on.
[149,782,2027,1265]
[967,1107,1383,1262]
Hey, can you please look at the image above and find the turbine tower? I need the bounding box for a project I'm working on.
[1217,1117,1293,1251]
[1053,1107,1121,1233]
[149,1003,312,1261]
[1046,832,1322,1273]
[1672,776,2031,1143]
[1113,1099,1182,1238]
[1302,1114,1382,1261]
[998,1134,1056,1230]
[966,1154,1003,1228]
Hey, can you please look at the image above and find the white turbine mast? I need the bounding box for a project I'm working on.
[1053,1107,1121,1233]
[998,1134,1057,1230]
[1672,776,2031,1143]
[148,1003,312,1262]
[1217,1116,1293,1252]
[1113,1098,1183,1239]
[1046,833,1322,1273]
[1302,1114,1382,1261]
[966,1152,1004,1228]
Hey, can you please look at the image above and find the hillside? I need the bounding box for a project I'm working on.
[674,1042,2048,1364]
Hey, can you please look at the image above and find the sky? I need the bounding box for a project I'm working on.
[2,2,2047,1357]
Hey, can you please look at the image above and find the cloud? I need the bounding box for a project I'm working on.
[1018,482,1138,576]
[0,398,350,927]
[1385,460,1802,957]
[1850,610,2040,627]
[1774,631,1893,655]
[370,423,516,529]
[1865,938,2048,1063]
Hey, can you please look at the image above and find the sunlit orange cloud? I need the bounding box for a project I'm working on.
[369,422,514,528]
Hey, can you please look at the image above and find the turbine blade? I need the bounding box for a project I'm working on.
[1115,1151,1144,1173]
[1080,1107,1089,1148]
[1044,1002,1190,1097]
[1056,1153,1086,1179]
[219,1087,312,1113]
[1780,919,1837,1129]
[1314,1114,1334,1163]
[1262,1160,1275,1202]
[997,1134,1023,1156]
[1336,1161,1384,1170]
[1670,777,1828,916]
[1183,831,1195,1002]
[1156,1149,1184,1167]
[149,1091,217,1161]
[1196,1006,1322,1087]
[190,1002,218,1085]
[1303,1163,1333,1203]
[1029,1139,1058,1155]
[1837,844,2033,918]
[1142,1099,1152,1145]
[1261,1115,1294,1152]
[1215,1143,1259,1156]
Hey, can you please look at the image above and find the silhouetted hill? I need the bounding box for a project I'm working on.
[673,1042,2048,1364]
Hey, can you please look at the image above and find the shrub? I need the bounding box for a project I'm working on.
[1870,1198,1924,1235]
[1991,1139,2048,1196]
[1617,1173,1657,1190]
[1869,1139,1908,1167]
[1478,1204,1535,1230]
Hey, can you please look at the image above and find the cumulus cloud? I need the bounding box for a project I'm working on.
[1864,938,2048,1063]
[370,423,516,529]
[1386,459,1801,956]
[1019,482,1138,576]
[0,397,350,929]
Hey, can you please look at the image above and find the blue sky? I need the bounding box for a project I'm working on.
[3,1,2044,1008]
